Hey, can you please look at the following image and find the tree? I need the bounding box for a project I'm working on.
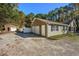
[18,11,25,28]
[48,10,55,21]
[25,13,35,27]
[0,3,19,31]
[35,14,47,19]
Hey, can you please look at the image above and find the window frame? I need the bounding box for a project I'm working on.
[63,26,67,31]
[51,25,59,31]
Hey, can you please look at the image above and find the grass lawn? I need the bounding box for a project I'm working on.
[48,33,79,41]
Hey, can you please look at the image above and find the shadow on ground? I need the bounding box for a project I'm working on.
[15,31,42,38]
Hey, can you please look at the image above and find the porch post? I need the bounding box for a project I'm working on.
[39,25,42,35]
[45,24,48,37]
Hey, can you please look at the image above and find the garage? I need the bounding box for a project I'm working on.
[31,18,46,36]
[31,26,40,35]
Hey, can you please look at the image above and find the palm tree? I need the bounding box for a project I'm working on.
[48,10,54,20]
[54,8,59,21]
[57,7,66,22]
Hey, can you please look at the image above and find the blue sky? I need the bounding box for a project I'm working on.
[18,3,69,15]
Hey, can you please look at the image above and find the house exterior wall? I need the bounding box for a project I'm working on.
[31,24,68,37]
[47,24,68,37]
[22,27,31,33]
[10,27,17,31]
[31,25,46,36]
[41,25,45,36]
[69,20,76,32]
[69,20,75,27]
[4,24,17,32]
[31,26,40,35]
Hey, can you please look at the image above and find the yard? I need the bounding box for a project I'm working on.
[0,32,79,56]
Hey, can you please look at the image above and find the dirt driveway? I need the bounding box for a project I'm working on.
[0,32,79,56]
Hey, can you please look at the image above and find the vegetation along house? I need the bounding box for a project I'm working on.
[31,18,69,37]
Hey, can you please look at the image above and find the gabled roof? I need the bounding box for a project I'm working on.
[32,18,69,26]
[63,19,73,24]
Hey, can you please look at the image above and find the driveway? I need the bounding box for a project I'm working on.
[15,32,43,38]
[0,32,79,56]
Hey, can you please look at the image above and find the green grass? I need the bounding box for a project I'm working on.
[48,33,79,41]
[66,33,79,41]
[48,34,67,40]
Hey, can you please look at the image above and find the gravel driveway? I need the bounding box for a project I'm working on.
[0,32,79,56]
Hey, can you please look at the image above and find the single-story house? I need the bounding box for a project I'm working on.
[4,24,17,32]
[31,18,69,37]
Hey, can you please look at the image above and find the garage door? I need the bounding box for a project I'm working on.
[32,26,40,34]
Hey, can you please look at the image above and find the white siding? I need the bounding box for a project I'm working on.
[47,25,68,37]
[31,26,40,34]
[69,20,76,32]
[23,27,31,33]
[69,20,76,27]
[31,24,68,37]
[69,20,74,27]
[10,27,17,31]
[41,25,45,36]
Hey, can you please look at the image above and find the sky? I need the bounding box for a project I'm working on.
[18,3,69,15]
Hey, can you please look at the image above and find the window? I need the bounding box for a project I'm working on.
[51,25,59,31]
[56,25,58,31]
[51,25,54,31]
